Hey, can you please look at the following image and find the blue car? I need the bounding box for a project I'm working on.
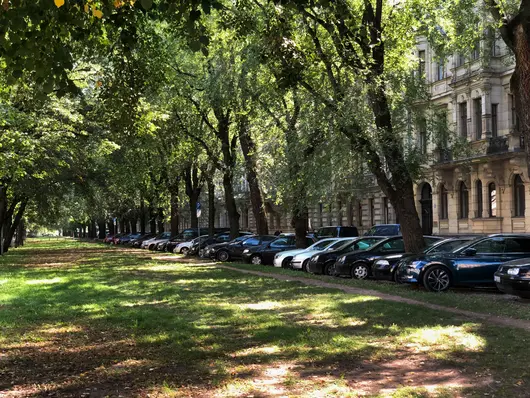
[396,234,530,292]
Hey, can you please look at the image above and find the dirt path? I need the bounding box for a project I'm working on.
[155,256,530,332]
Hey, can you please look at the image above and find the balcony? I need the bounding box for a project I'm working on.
[487,136,509,154]
[437,148,453,163]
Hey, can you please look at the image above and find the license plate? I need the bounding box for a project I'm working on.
[494,275,501,283]
[508,268,520,276]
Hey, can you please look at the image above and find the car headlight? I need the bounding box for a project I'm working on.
[274,253,280,259]
[337,256,345,264]
[312,255,319,262]
[366,256,379,262]
[243,249,250,254]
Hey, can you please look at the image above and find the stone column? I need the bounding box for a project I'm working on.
[482,89,492,139]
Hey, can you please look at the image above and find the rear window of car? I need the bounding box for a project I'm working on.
[317,227,337,237]
[376,225,399,235]
[355,238,381,250]
[340,227,359,237]
[504,238,530,253]
[262,236,277,242]
[428,239,469,253]
[271,237,293,247]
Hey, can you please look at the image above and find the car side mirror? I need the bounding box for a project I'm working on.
[461,247,477,256]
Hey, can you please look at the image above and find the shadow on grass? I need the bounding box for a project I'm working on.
[1,243,529,397]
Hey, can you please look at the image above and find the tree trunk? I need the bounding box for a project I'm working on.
[157,207,165,234]
[3,199,27,253]
[107,220,115,236]
[223,171,240,239]
[15,218,24,247]
[292,205,309,248]
[98,221,106,239]
[149,205,157,233]
[170,184,180,236]
[184,165,202,230]
[131,218,137,234]
[208,178,216,237]
[119,219,125,234]
[140,200,146,234]
[238,116,268,235]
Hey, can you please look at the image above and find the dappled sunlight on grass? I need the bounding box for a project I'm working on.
[1,239,530,397]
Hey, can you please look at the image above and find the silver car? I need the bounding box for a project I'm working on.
[291,238,359,271]
[273,238,340,268]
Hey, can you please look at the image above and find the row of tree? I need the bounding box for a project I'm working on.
[0,0,528,254]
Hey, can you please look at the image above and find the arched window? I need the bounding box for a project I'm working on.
[440,185,448,220]
[476,180,483,218]
[489,183,497,217]
[459,181,469,219]
[514,175,525,217]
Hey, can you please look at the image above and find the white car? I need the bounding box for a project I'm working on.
[291,238,359,271]
[140,232,171,249]
[173,235,208,254]
[273,238,340,268]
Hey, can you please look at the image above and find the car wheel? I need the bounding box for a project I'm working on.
[324,261,336,276]
[199,249,206,258]
[281,257,292,269]
[351,263,370,280]
[180,247,189,255]
[423,265,451,292]
[393,270,402,284]
[217,251,230,262]
[250,255,262,265]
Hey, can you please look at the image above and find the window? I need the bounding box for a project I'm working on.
[459,181,469,219]
[471,237,506,253]
[472,41,480,60]
[511,94,520,131]
[514,174,525,217]
[459,102,468,138]
[504,238,530,253]
[383,197,389,223]
[491,104,498,137]
[440,185,448,220]
[381,238,405,251]
[456,53,465,67]
[354,238,381,250]
[489,183,497,217]
[476,180,483,218]
[419,131,427,154]
[357,201,363,226]
[243,238,261,246]
[428,239,470,254]
[418,50,425,77]
[369,198,375,226]
[474,98,482,140]
[270,237,290,247]
[437,60,445,80]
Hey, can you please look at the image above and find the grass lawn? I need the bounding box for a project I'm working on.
[225,261,530,322]
[0,239,529,397]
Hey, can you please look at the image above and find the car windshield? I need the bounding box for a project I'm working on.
[308,239,336,250]
[232,235,253,243]
[331,239,357,251]
[426,239,471,254]
[451,237,484,253]
[317,227,336,237]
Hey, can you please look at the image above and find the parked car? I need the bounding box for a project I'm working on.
[307,237,386,275]
[314,226,359,240]
[396,234,530,292]
[191,232,252,256]
[291,238,366,271]
[211,235,277,262]
[103,234,116,244]
[334,236,443,279]
[273,238,341,268]
[364,224,401,236]
[140,232,172,249]
[130,233,156,248]
[495,258,530,298]
[117,233,141,245]
[172,235,208,254]
[241,234,316,265]
[372,237,475,281]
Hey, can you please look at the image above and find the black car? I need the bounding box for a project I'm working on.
[241,235,316,265]
[364,224,401,236]
[210,235,277,261]
[314,226,359,240]
[495,258,530,298]
[306,237,385,275]
[396,234,530,292]
[192,232,253,256]
[334,236,443,279]
[130,233,156,248]
[117,233,142,245]
[372,237,475,281]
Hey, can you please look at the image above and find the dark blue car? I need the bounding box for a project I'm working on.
[396,234,530,292]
